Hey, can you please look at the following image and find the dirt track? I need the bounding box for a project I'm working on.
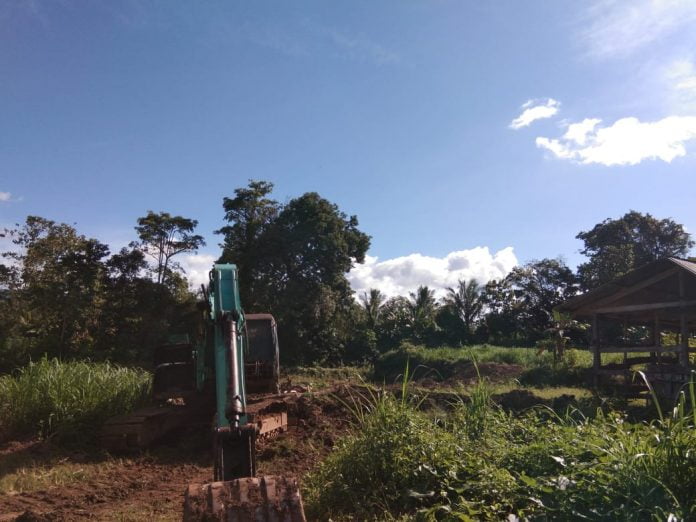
[0,391,352,521]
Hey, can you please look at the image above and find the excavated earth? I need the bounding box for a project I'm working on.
[0,389,352,521]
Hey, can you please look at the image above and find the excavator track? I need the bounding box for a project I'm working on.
[183,476,306,522]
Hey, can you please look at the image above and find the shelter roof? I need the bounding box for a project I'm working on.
[558,257,696,323]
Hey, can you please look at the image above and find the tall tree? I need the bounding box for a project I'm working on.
[134,211,205,286]
[216,180,279,305]
[443,279,483,339]
[577,210,693,289]
[222,187,370,363]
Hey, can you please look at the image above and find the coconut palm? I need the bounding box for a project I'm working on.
[359,288,385,329]
[444,279,483,339]
[408,286,438,343]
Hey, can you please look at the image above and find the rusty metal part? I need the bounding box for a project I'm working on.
[183,476,306,522]
[253,412,287,439]
[100,397,213,452]
[101,406,190,451]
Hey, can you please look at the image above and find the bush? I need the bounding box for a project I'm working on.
[304,393,462,520]
[305,372,696,520]
[0,358,151,442]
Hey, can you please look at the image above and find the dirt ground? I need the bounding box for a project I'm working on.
[0,390,352,521]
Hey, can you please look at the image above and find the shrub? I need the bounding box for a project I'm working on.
[303,392,463,520]
[0,358,151,442]
[305,370,696,521]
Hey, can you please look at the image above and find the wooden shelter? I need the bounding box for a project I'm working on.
[558,257,696,399]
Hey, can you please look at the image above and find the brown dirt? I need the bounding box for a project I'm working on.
[0,390,352,521]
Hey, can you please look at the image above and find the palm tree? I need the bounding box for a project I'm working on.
[444,279,483,339]
[360,288,385,329]
[408,286,438,342]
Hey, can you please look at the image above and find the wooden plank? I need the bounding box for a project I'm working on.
[595,300,696,314]
[597,368,631,375]
[599,345,681,353]
[680,271,690,367]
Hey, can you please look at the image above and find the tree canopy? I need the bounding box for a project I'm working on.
[576,210,693,290]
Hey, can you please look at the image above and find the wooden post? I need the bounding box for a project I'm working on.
[653,312,660,363]
[622,318,628,365]
[592,313,600,387]
[679,271,689,367]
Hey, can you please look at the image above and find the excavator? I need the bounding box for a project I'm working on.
[101,264,306,521]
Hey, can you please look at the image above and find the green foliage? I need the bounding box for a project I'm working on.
[304,391,462,520]
[373,343,591,385]
[482,258,579,346]
[216,181,371,364]
[577,210,693,290]
[0,216,199,370]
[0,358,151,442]
[443,279,483,343]
[134,210,205,286]
[305,372,696,521]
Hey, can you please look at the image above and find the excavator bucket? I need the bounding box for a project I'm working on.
[183,476,306,522]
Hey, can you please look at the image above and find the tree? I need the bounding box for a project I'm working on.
[408,286,439,345]
[134,211,205,286]
[504,258,578,344]
[443,279,483,340]
[216,180,279,305]
[577,210,693,289]
[224,188,370,363]
[0,216,110,361]
[480,258,578,345]
[376,296,412,351]
[360,288,385,329]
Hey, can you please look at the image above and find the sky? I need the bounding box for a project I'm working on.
[2,0,696,297]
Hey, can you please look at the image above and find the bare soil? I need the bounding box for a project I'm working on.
[0,390,352,521]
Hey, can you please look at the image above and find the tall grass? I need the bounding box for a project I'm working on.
[305,369,696,521]
[0,358,151,442]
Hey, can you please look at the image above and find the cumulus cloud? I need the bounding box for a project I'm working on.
[536,115,696,166]
[180,253,216,289]
[347,247,518,299]
[580,0,696,59]
[0,192,11,202]
[509,99,560,130]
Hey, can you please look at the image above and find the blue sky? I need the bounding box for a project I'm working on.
[2,1,696,295]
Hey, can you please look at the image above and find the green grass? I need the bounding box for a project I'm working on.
[304,370,696,521]
[283,365,370,390]
[373,343,638,388]
[0,358,151,443]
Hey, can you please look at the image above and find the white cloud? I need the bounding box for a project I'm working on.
[347,247,518,299]
[0,192,11,202]
[509,99,560,130]
[536,115,696,166]
[180,253,216,289]
[581,0,696,59]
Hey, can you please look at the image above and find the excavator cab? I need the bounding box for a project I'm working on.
[245,314,281,394]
